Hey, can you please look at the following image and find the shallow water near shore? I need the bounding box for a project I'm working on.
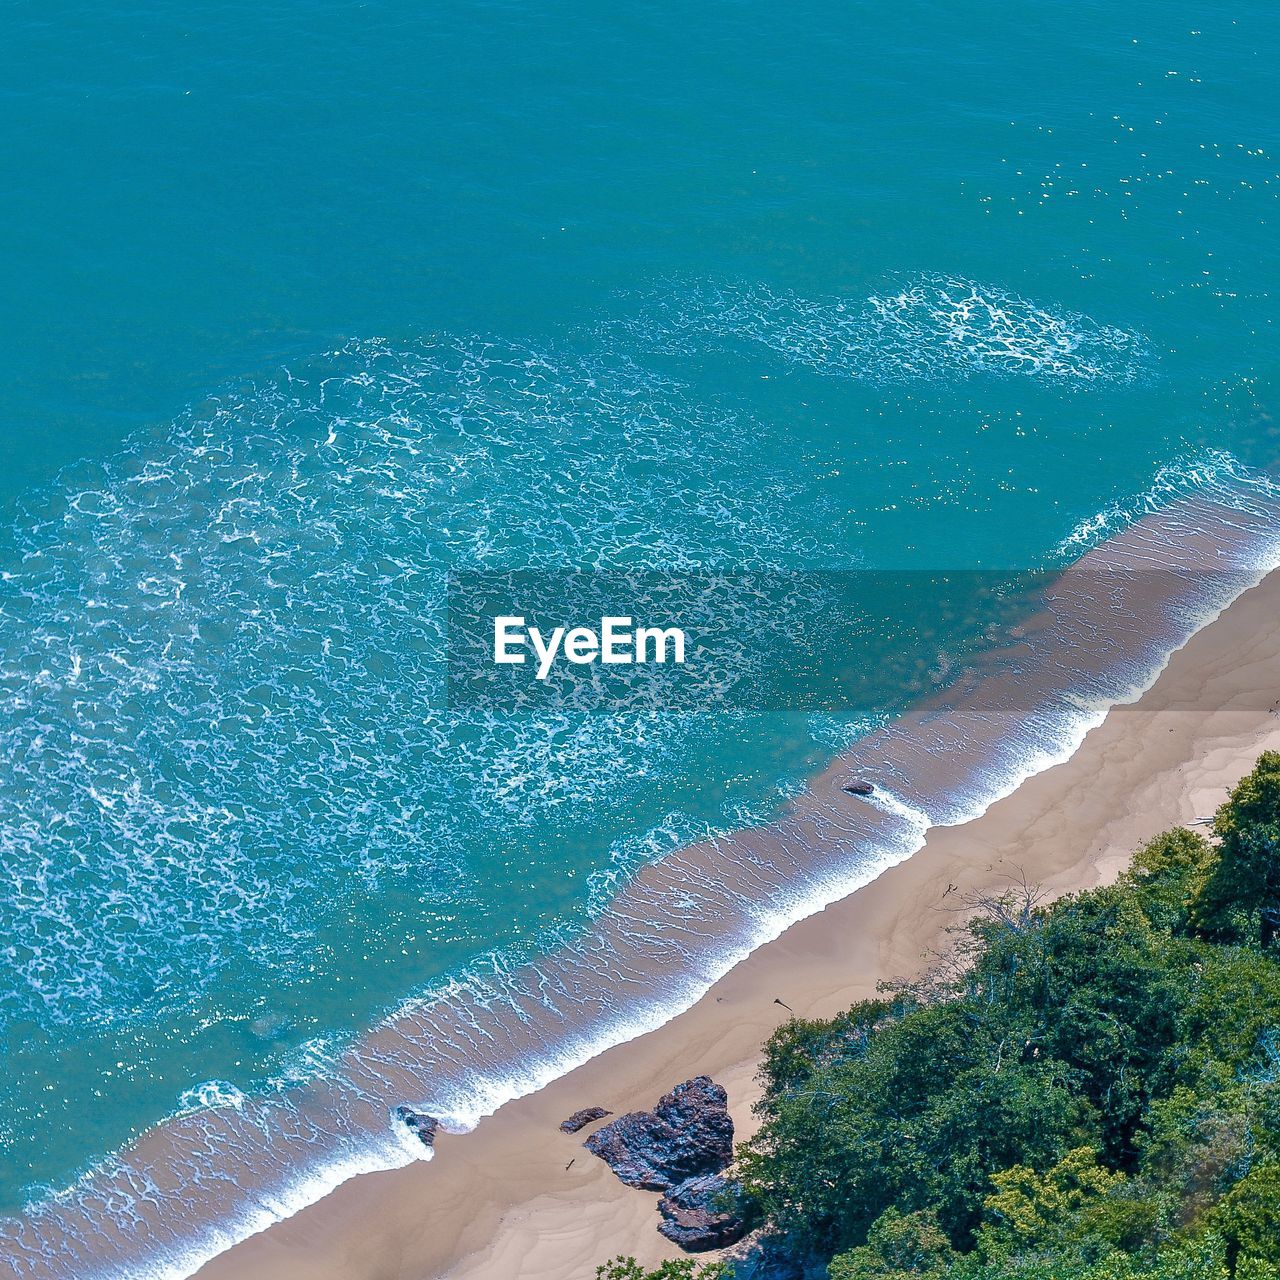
[1,1,1278,1276]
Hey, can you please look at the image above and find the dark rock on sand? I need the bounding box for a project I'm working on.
[559,1106,612,1134]
[584,1075,733,1191]
[585,1110,678,1190]
[657,1174,748,1251]
[393,1105,438,1149]
[842,780,875,796]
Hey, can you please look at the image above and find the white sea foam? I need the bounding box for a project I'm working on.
[0,330,858,1277]
[316,454,1280,1149]
[0,337,837,1042]
[1054,447,1271,557]
[175,1082,246,1114]
[620,275,1155,385]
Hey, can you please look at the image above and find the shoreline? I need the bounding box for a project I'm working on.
[194,560,1280,1280]
[9,483,1280,1280]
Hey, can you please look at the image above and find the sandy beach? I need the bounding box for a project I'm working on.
[189,560,1280,1280]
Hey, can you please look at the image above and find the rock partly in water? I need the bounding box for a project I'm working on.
[584,1075,733,1191]
[657,1174,748,1251]
[842,780,875,796]
[393,1105,439,1150]
[559,1106,613,1134]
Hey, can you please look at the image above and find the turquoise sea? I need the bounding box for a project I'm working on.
[0,2,1277,1275]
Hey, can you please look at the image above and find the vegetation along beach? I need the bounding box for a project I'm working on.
[0,2,1276,1279]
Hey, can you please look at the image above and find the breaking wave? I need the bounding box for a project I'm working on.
[1054,448,1273,556]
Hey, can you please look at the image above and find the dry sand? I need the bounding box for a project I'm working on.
[197,567,1280,1280]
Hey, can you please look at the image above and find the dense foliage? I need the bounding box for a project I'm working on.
[596,1259,728,1279]
[735,750,1280,1278]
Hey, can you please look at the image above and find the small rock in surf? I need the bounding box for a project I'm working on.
[393,1105,439,1149]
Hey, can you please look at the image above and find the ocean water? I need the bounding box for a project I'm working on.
[0,1,1277,1275]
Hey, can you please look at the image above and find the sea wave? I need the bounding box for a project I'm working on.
[6,452,1280,1280]
[2,282,1261,1280]
[1054,447,1277,556]
[0,336,840,1040]
[617,275,1155,385]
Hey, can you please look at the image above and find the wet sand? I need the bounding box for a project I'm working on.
[195,563,1280,1280]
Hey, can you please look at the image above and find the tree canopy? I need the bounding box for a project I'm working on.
[601,755,1280,1279]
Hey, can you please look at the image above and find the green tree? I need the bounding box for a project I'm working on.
[724,759,1280,1280]
[741,996,1092,1255]
[1124,828,1213,933]
[1213,1162,1280,1266]
[980,1146,1122,1252]
[1180,949,1280,1073]
[1192,752,1280,945]
[907,1058,1095,1241]
[962,884,1192,1159]
[1137,1083,1250,1229]
[595,1258,728,1280]
[743,998,985,1255]
[828,1207,955,1279]
[755,1001,891,1097]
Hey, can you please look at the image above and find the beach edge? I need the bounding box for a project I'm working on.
[192,564,1280,1280]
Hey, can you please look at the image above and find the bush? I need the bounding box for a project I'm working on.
[595,1258,728,1280]
[1191,752,1280,945]
[828,1207,955,1279]
[1214,1163,1280,1265]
